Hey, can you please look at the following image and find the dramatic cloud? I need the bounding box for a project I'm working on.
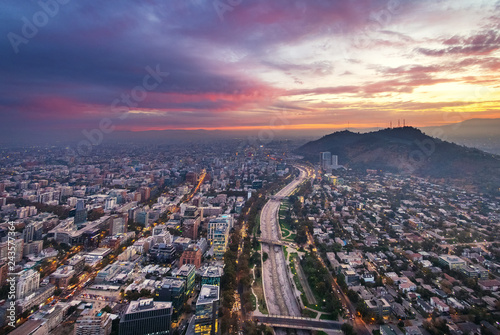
[0,0,499,140]
[417,30,500,56]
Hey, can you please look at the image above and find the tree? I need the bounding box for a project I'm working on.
[69,274,79,286]
[341,323,355,335]
[252,235,258,249]
[337,273,348,291]
[262,252,269,262]
[347,289,359,304]
[67,305,78,316]
[101,305,113,313]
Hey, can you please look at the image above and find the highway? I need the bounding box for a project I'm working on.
[254,315,342,331]
[260,166,310,334]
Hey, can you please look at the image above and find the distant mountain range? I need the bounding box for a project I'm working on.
[296,127,500,194]
[421,118,500,155]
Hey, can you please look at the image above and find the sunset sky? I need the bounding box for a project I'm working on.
[1,0,499,137]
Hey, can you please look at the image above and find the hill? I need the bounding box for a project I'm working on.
[296,127,500,193]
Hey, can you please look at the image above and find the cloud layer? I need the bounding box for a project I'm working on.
[0,0,499,138]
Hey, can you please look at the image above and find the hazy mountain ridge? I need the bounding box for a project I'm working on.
[296,127,500,193]
[421,118,500,155]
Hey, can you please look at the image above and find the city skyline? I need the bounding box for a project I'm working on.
[1,0,500,139]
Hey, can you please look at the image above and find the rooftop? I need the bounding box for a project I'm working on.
[125,298,172,314]
[197,285,219,305]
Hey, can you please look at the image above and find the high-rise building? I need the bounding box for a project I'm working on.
[66,254,86,274]
[175,264,196,296]
[319,152,332,170]
[182,218,199,240]
[332,154,338,167]
[23,223,35,243]
[184,206,203,220]
[182,207,202,240]
[23,240,43,256]
[149,243,176,264]
[155,278,186,315]
[67,197,78,207]
[201,266,223,287]
[119,299,172,335]
[110,215,128,235]
[213,226,229,259]
[139,187,151,201]
[49,265,75,288]
[136,211,149,226]
[16,269,40,300]
[23,222,43,243]
[74,309,112,335]
[105,197,117,210]
[194,285,220,335]
[74,199,87,225]
[208,215,233,244]
[0,239,24,263]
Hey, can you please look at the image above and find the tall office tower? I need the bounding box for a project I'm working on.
[23,223,36,243]
[135,210,149,226]
[110,214,128,235]
[74,199,87,225]
[105,197,117,210]
[182,218,199,240]
[207,215,233,244]
[182,206,202,240]
[139,187,151,201]
[195,285,220,335]
[319,151,332,170]
[155,277,186,316]
[119,299,172,335]
[212,225,229,259]
[16,269,40,299]
[332,154,338,167]
[174,264,196,296]
[22,221,43,243]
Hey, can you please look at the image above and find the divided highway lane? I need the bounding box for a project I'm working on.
[255,315,342,331]
[260,166,309,334]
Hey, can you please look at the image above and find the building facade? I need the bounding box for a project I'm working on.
[195,285,220,335]
[119,299,172,335]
